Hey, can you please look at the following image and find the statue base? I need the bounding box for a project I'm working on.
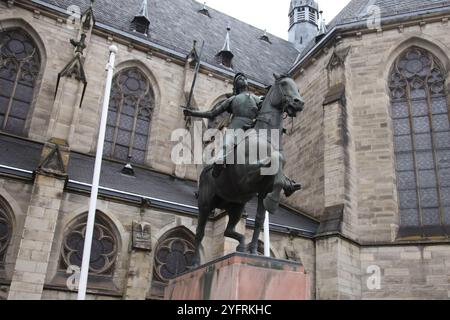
[164,252,310,300]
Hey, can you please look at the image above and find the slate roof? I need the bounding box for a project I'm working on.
[34,0,300,86]
[329,0,450,28]
[0,134,319,236]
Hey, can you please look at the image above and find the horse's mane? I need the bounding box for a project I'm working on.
[264,74,291,94]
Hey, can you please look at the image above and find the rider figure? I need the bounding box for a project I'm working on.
[184,73,261,178]
[184,72,301,197]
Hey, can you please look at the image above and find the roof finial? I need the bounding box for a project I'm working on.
[136,0,150,21]
[216,26,234,68]
[198,2,211,17]
[259,29,271,43]
[319,10,327,34]
[121,156,135,176]
[221,25,231,52]
[132,0,150,35]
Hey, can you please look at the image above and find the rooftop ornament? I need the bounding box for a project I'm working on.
[216,26,234,68]
[132,0,151,36]
[198,2,211,17]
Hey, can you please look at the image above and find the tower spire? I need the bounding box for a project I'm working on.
[288,0,320,52]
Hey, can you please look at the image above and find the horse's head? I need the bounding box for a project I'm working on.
[270,73,305,117]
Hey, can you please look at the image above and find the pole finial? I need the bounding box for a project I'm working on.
[109,45,118,54]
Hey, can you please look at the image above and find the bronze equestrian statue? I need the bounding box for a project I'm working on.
[184,73,304,266]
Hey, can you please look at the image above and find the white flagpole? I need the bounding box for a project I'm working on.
[77,45,118,300]
[264,211,270,257]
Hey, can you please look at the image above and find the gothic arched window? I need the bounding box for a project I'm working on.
[59,212,119,276]
[104,67,155,164]
[0,29,41,136]
[0,200,13,268]
[150,227,195,298]
[389,47,450,237]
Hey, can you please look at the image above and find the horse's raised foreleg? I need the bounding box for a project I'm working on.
[249,194,266,254]
[224,203,246,252]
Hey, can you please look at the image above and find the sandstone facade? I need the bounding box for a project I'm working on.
[0,0,450,300]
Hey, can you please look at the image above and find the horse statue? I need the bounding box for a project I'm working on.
[193,74,304,266]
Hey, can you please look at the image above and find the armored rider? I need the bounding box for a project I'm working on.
[184,73,261,177]
[184,73,301,197]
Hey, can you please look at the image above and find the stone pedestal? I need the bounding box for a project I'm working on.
[164,253,310,300]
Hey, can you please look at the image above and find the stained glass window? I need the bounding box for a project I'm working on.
[152,227,195,284]
[0,29,40,136]
[0,202,12,268]
[60,213,118,275]
[389,47,450,236]
[104,67,154,164]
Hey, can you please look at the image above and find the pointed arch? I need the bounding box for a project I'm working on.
[388,45,450,238]
[114,60,161,105]
[381,35,450,90]
[103,62,159,165]
[0,18,47,137]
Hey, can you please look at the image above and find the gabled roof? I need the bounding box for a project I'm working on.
[329,0,450,29]
[34,0,299,86]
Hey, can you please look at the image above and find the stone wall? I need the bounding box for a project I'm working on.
[315,237,361,300]
[283,52,330,218]
[344,20,450,242]
[0,174,315,299]
[291,15,450,299]
[360,244,450,299]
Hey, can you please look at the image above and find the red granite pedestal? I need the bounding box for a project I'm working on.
[164,252,310,300]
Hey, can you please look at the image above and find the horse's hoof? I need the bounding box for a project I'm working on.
[248,246,258,255]
[236,245,246,253]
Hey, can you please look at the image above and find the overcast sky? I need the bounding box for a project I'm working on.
[204,0,351,40]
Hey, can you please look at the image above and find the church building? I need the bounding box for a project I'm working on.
[0,0,449,299]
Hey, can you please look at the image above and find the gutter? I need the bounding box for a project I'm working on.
[0,164,33,179]
[66,179,199,215]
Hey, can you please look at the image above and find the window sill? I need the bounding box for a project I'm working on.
[46,271,123,298]
[397,225,450,240]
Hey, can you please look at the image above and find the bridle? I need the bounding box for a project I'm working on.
[256,77,293,125]
[269,77,291,112]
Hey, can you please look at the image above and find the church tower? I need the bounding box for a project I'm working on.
[288,0,320,53]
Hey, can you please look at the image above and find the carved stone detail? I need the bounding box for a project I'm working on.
[132,221,152,251]
[37,139,69,177]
